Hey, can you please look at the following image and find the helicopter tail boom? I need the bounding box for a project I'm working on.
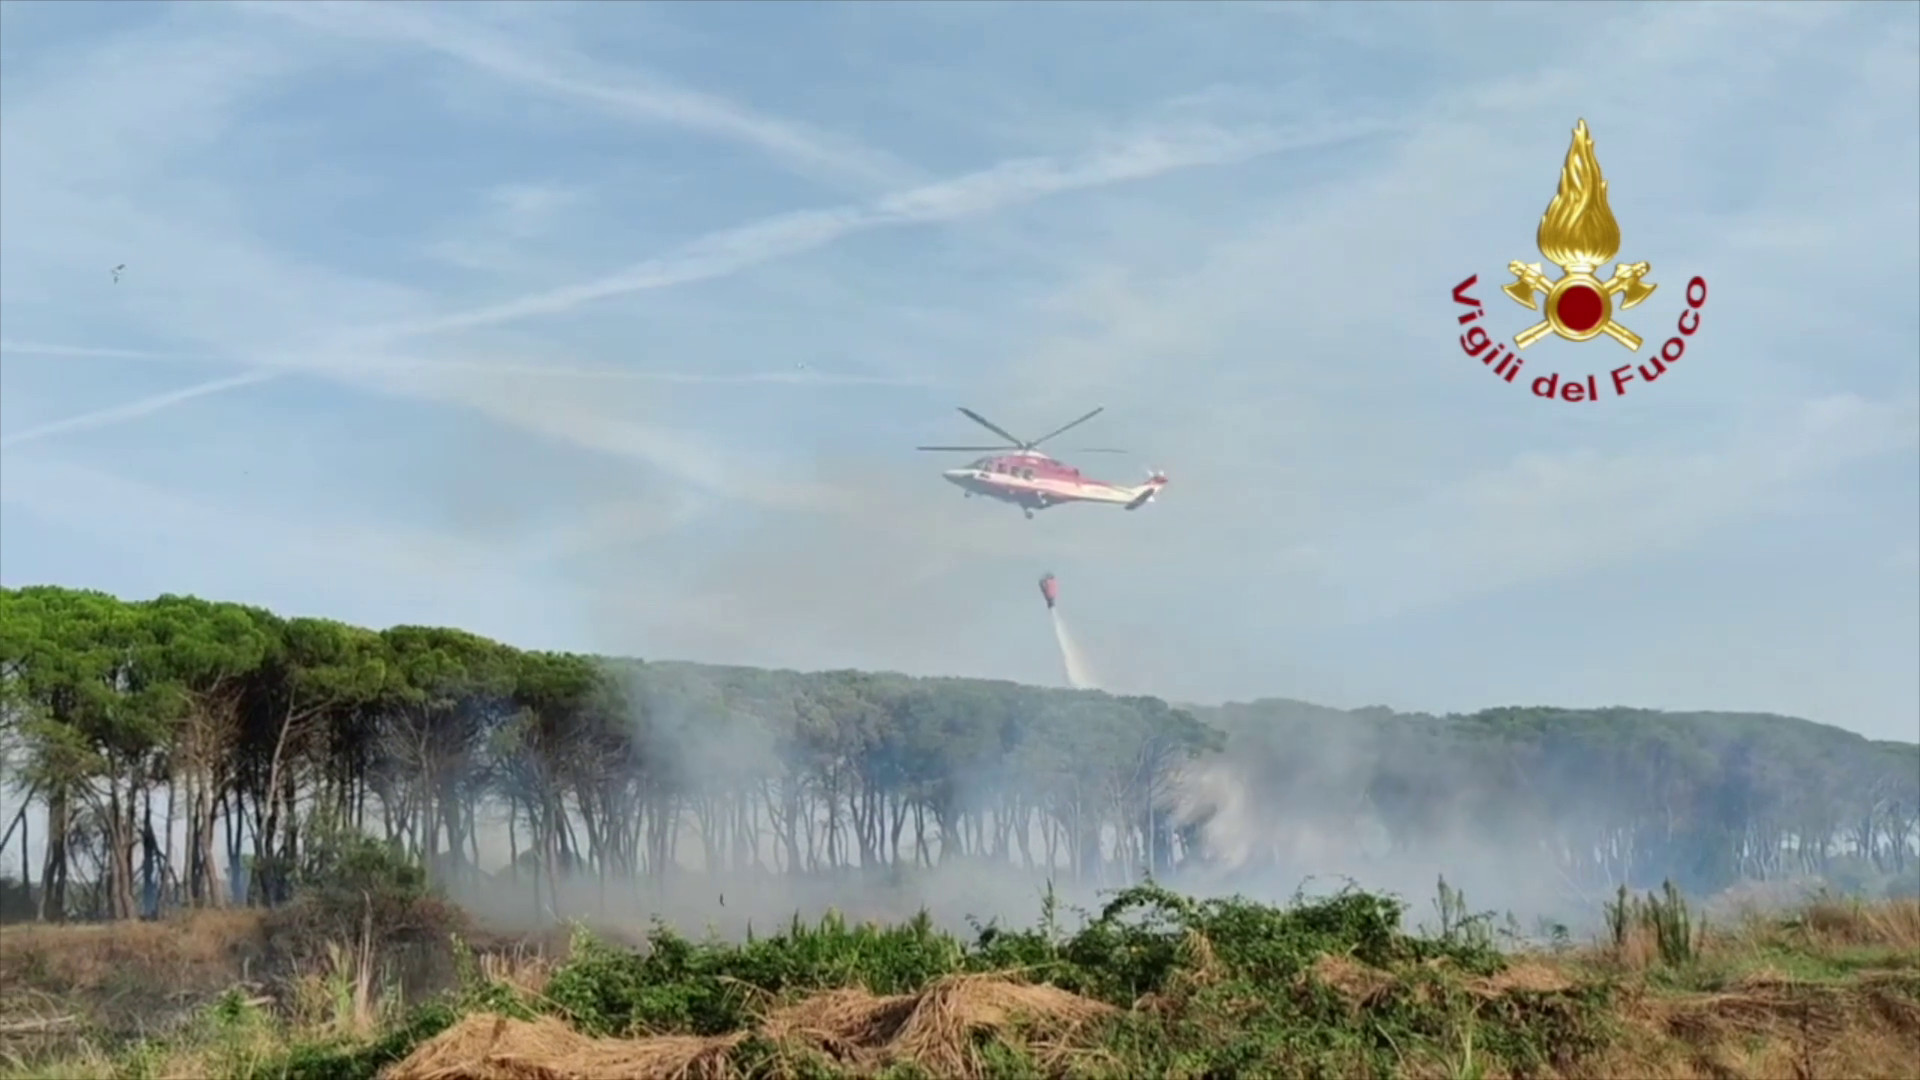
[1124,471,1168,510]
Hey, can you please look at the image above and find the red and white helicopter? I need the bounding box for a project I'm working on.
[918,406,1167,519]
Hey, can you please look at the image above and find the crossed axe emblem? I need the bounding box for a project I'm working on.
[1502,260,1657,351]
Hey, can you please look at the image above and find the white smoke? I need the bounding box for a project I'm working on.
[1164,758,1395,873]
[1055,594,1580,924]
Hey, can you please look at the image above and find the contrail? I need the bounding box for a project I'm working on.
[235,0,913,192]
[2,116,1387,449]
[0,370,282,449]
[353,121,1369,344]
[342,355,937,386]
[0,340,926,386]
[0,340,201,361]
[0,347,936,450]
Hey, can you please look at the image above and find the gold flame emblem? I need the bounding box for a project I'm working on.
[1502,119,1656,351]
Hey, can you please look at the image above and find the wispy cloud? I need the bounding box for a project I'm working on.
[234,0,914,191]
[2,112,1369,473]
[0,346,931,481]
[1,370,282,449]
[352,118,1385,345]
[0,341,203,362]
[2,2,1379,509]
[1,339,933,387]
[486,181,585,237]
[423,181,592,276]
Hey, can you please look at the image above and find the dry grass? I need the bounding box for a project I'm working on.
[1292,903,1920,1080]
[1595,974,1920,1080]
[836,972,1113,1076]
[380,1013,743,1080]
[477,948,560,1000]
[1549,898,1920,1080]
[1466,959,1575,996]
[0,907,271,1063]
[287,937,385,1039]
[1306,953,1399,1012]
[1582,896,1920,983]
[1787,896,1920,953]
[384,972,1118,1080]
[0,908,267,995]
[0,906,560,1073]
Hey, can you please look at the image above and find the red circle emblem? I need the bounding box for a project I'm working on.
[1554,284,1605,334]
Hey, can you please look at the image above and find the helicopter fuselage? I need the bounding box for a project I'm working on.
[941,452,1163,517]
[917,406,1166,519]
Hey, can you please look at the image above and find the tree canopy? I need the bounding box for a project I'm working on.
[0,585,1912,922]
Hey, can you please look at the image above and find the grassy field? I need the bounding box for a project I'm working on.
[1,880,1916,1080]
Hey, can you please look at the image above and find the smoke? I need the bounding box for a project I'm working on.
[1054,599,1608,932]
[1049,607,1097,691]
[451,852,1113,947]
[430,547,1768,950]
[1158,751,1597,933]
[446,653,1131,943]
[438,486,1684,948]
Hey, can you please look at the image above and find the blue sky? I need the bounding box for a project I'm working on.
[1,0,1915,742]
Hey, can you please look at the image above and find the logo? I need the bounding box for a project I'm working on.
[1449,119,1708,403]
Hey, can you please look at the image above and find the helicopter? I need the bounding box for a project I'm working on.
[917,406,1167,519]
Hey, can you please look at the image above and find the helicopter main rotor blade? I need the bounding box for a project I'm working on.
[956,407,1028,448]
[916,445,1013,452]
[1029,406,1105,448]
[1072,447,1129,454]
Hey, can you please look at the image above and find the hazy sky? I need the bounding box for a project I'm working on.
[2,1,1915,742]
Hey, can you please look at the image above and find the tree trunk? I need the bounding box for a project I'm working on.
[107,781,137,920]
[197,782,226,908]
[38,786,69,921]
[257,700,303,905]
